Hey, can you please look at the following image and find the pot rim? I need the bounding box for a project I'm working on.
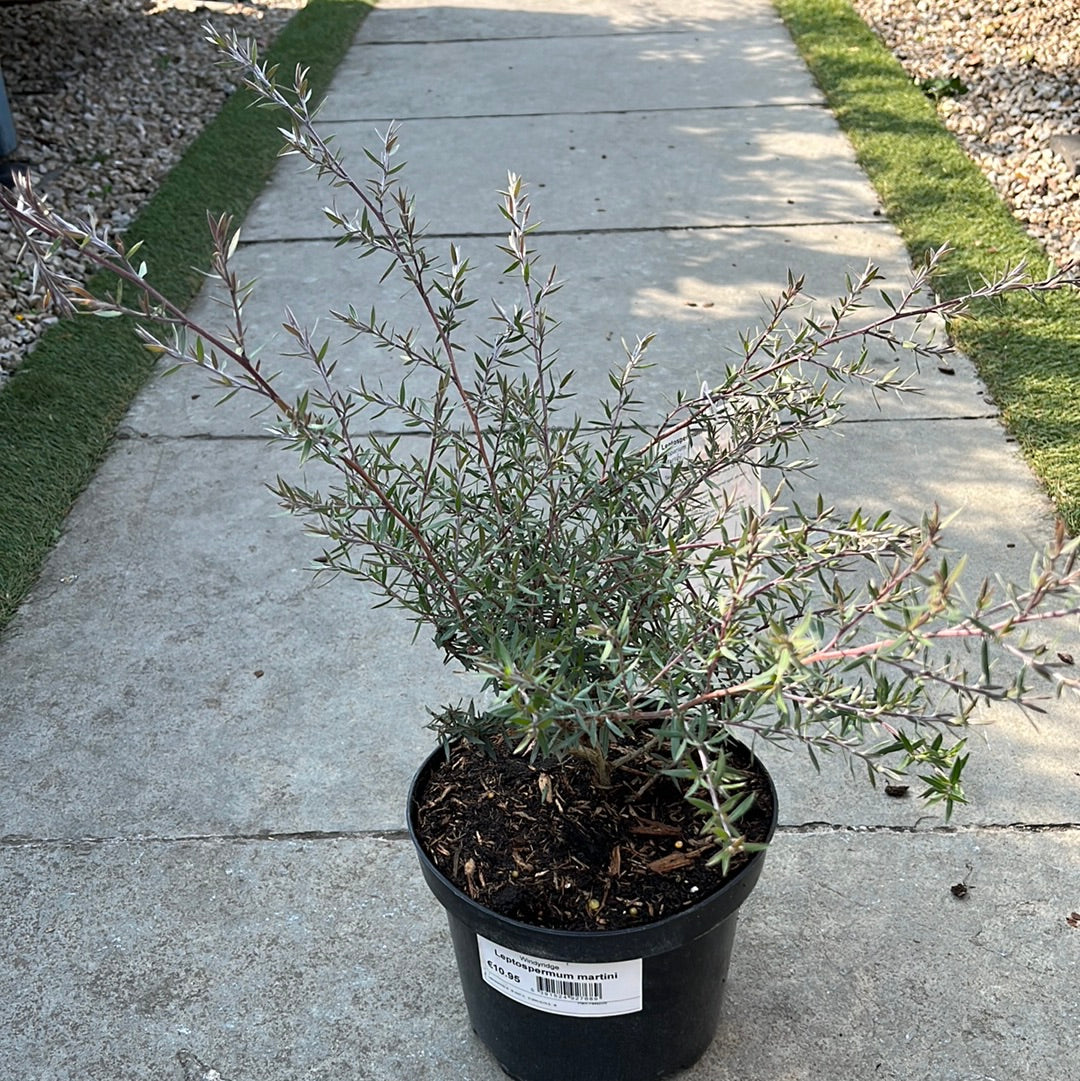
[407,736,778,958]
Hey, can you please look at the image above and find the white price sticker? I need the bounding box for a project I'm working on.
[476,934,642,1017]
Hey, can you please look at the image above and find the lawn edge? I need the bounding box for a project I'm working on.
[0,0,374,630]
[774,0,1080,533]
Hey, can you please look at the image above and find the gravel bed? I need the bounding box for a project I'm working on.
[852,0,1080,269]
[2,0,1078,384]
[0,0,302,380]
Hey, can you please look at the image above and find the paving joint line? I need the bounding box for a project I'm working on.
[839,412,1002,425]
[319,101,827,123]
[359,29,711,46]
[3,822,1078,852]
[115,429,271,443]
[238,218,890,248]
[0,828,412,851]
[778,821,1080,835]
[115,413,1006,447]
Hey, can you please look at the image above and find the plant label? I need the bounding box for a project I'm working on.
[476,934,642,1017]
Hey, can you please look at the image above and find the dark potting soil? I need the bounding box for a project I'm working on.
[413,736,774,932]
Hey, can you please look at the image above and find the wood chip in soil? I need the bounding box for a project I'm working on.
[414,735,774,932]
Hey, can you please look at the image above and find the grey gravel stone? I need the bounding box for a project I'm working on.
[2,0,1078,380]
[1050,133,1080,175]
[853,0,1080,268]
[0,0,302,380]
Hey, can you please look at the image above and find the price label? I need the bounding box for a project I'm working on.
[476,934,642,1017]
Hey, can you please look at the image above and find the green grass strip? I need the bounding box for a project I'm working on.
[774,0,1080,533]
[0,0,373,629]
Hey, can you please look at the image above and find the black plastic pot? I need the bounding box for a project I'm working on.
[407,742,778,1081]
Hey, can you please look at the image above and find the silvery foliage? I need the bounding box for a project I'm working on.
[4,26,1080,868]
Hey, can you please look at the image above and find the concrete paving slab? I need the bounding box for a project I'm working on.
[0,836,471,1081]
[766,416,1080,827]
[3,0,1079,1076]
[760,687,1080,831]
[4,418,1068,845]
[808,417,1062,554]
[0,438,477,841]
[240,107,883,240]
[3,831,1076,1080]
[320,29,822,120]
[126,222,984,439]
[361,0,782,42]
[712,829,1080,1081]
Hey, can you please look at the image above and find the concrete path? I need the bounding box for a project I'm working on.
[2,2,1077,1078]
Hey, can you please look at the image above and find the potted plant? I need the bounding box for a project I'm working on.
[3,28,1080,1081]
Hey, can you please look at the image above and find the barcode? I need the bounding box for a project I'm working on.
[535,975,603,1001]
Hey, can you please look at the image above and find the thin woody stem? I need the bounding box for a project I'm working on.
[2,186,475,631]
[217,31,504,514]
